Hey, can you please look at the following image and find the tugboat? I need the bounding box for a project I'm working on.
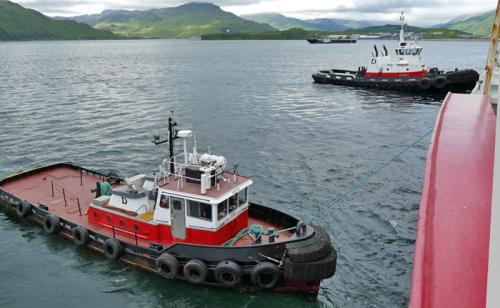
[307,34,358,44]
[312,13,479,96]
[0,112,336,296]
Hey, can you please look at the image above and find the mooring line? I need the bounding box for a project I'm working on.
[305,127,434,224]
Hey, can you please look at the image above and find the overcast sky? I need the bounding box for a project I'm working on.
[15,0,498,25]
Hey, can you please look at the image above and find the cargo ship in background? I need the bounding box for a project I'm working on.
[409,3,500,308]
[307,34,358,44]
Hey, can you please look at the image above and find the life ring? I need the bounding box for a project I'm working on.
[214,260,242,288]
[72,226,90,246]
[183,259,208,285]
[156,253,179,279]
[16,201,31,218]
[251,262,280,290]
[433,76,447,89]
[43,214,61,235]
[103,238,123,261]
[417,78,432,90]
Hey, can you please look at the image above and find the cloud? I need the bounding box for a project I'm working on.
[15,0,498,25]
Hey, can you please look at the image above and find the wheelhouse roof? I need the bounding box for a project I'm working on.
[156,171,252,204]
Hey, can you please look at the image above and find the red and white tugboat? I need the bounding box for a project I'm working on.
[312,13,479,96]
[0,112,336,296]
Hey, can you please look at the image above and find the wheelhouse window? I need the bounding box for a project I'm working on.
[159,194,169,209]
[239,188,248,205]
[218,202,228,220]
[228,194,238,213]
[188,200,212,220]
[405,49,411,55]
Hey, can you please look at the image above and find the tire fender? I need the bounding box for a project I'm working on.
[72,226,90,247]
[183,259,208,285]
[43,214,61,235]
[16,201,31,218]
[156,253,179,279]
[251,262,280,290]
[433,76,447,89]
[103,238,123,261]
[417,78,432,90]
[214,260,242,288]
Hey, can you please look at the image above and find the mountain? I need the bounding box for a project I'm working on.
[305,18,377,31]
[443,10,494,37]
[242,13,379,31]
[63,3,276,38]
[241,13,316,30]
[0,1,118,41]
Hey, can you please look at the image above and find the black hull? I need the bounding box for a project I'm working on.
[307,39,357,44]
[312,69,479,97]
[0,163,336,297]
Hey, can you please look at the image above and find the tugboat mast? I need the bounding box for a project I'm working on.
[400,11,405,46]
[152,110,178,174]
[167,112,178,174]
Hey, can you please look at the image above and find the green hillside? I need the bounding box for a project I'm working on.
[0,1,118,40]
[203,28,337,40]
[242,13,317,31]
[242,13,377,31]
[445,10,494,37]
[76,3,275,38]
[202,25,470,40]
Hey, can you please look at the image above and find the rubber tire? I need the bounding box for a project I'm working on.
[16,201,31,218]
[417,78,432,90]
[183,259,208,285]
[43,214,61,235]
[214,260,242,288]
[286,226,333,263]
[251,262,280,290]
[284,249,337,282]
[433,77,447,89]
[156,253,179,279]
[103,238,123,261]
[72,226,90,247]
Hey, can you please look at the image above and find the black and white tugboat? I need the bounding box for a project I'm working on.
[0,112,336,296]
[312,13,479,95]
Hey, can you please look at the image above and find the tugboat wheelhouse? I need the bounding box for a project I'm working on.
[0,111,337,295]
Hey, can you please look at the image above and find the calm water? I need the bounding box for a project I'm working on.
[0,39,488,307]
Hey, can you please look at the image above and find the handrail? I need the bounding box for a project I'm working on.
[483,3,500,97]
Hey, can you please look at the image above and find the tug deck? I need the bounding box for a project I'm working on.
[0,165,292,248]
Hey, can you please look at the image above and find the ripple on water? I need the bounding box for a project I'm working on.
[0,39,490,308]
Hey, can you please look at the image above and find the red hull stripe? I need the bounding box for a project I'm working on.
[364,70,427,78]
[88,206,248,246]
[409,93,495,308]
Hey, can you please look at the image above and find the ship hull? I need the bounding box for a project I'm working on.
[307,38,357,44]
[312,68,479,97]
[0,163,336,297]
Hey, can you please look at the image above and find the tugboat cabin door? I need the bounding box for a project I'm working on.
[171,197,186,239]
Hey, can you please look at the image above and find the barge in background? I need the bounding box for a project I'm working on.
[312,13,479,96]
[307,35,358,44]
[0,113,336,297]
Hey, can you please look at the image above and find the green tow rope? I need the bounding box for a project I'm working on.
[224,127,434,244]
[305,127,434,224]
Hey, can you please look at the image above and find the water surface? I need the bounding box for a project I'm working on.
[0,39,488,307]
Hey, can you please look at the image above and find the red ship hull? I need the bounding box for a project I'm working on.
[409,93,496,307]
